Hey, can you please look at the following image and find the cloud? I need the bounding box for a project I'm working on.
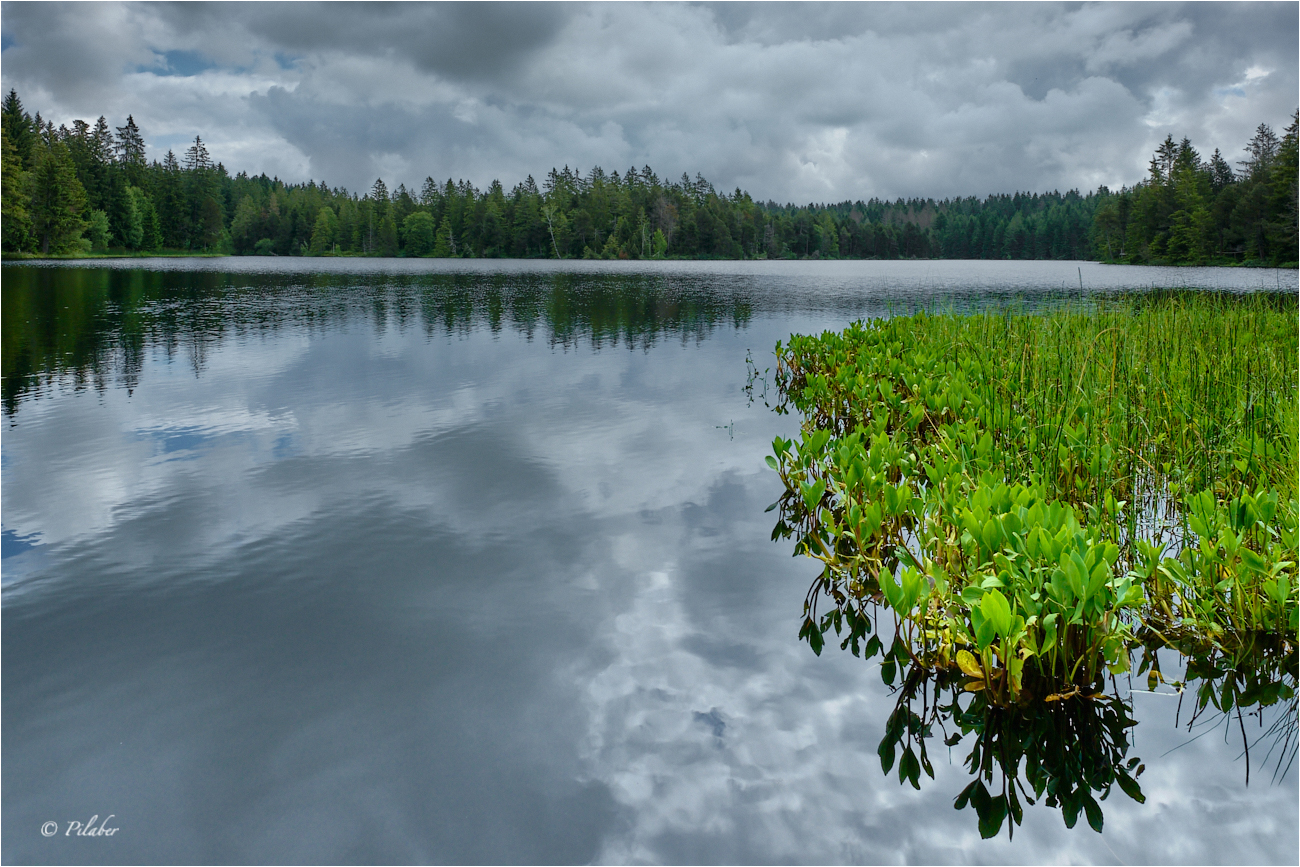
[1,1,1295,201]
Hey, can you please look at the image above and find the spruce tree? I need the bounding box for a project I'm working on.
[156,150,188,249]
[183,135,212,171]
[1,89,35,169]
[434,214,454,257]
[377,213,399,256]
[1208,149,1234,192]
[29,140,88,254]
[115,115,146,187]
[1,124,33,251]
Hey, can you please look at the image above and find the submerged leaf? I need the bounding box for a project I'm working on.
[956,649,985,679]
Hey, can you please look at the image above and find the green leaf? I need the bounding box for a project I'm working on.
[899,746,922,790]
[920,749,935,780]
[1083,793,1104,833]
[1008,788,1023,826]
[1239,547,1268,573]
[801,479,826,512]
[972,606,996,650]
[978,794,1008,839]
[881,569,905,611]
[1115,770,1145,804]
[878,738,896,775]
[980,588,1013,638]
[765,455,779,470]
[808,627,823,656]
[881,656,896,685]
[953,779,978,810]
[1062,792,1081,829]
[1065,551,1088,599]
[981,517,1000,554]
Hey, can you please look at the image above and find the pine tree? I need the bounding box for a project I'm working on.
[1266,110,1298,265]
[91,117,114,165]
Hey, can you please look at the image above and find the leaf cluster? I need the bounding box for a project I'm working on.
[768,292,1298,706]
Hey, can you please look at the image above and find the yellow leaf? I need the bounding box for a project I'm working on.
[963,681,986,692]
[956,649,984,679]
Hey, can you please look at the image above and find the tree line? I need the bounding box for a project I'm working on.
[2,90,1295,266]
[1093,117,1297,266]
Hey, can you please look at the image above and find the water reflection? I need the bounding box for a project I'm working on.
[2,267,761,416]
[2,261,1296,864]
[8,259,1294,418]
[861,620,1296,840]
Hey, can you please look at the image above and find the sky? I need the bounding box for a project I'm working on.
[1,1,1296,203]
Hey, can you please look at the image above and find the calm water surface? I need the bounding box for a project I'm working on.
[3,259,1297,864]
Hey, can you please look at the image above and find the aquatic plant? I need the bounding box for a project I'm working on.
[767,290,1298,705]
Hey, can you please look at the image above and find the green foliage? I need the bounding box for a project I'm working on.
[29,139,88,255]
[769,292,1298,705]
[377,213,399,257]
[2,122,34,252]
[401,210,435,256]
[5,89,1294,265]
[651,227,668,258]
[84,209,111,251]
[433,214,455,257]
[1098,118,1299,266]
[769,297,1298,836]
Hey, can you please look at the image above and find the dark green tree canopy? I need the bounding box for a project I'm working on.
[2,89,1294,267]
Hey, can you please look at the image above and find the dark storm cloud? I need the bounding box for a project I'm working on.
[146,1,570,82]
[2,1,1295,201]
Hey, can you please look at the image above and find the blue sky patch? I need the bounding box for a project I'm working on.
[2,528,41,559]
[144,49,217,78]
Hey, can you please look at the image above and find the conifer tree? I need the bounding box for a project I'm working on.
[115,116,146,168]
[1,124,33,251]
[156,150,188,249]
[1,90,36,169]
[29,140,88,254]
[183,135,212,171]
[433,214,455,257]
[377,213,399,256]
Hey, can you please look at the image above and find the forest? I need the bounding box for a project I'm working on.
[2,90,1295,266]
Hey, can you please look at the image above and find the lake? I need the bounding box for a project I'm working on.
[3,258,1297,865]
